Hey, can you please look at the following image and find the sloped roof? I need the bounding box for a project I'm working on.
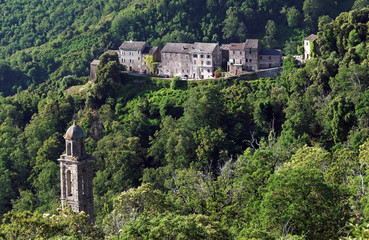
[245,39,259,49]
[305,34,318,41]
[220,44,231,50]
[192,42,218,53]
[229,43,245,50]
[119,41,147,50]
[259,49,281,56]
[162,43,192,53]
[91,60,100,65]
[143,46,160,55]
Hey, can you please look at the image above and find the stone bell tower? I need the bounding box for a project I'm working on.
[58,120,94,222]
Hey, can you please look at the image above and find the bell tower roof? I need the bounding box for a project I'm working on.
[64,120,86,140]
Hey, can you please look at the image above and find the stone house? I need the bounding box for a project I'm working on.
[161,42,221,79]
[244,39,260,71]
[161,43,192,78]
[190,42,221,79]
[227,43,246,75]
[259,49,282,69]
[227,39,260,74]
[119,40,161,73]
[304,34,318,60]
[227,39,282,74]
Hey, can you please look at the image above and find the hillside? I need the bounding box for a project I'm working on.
[0,0,360,96]
[2,2,369,239]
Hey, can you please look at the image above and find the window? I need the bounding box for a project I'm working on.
[182,70,184,73]
[193,54,198,58]
[122,51,125,55]
[129,59,132,63]
[201,55,204,58]
[129,52,132,55]
[207,55,210,58]
[138,57,141,60]
[123,59,125,63]
[201,61,204,65]
[186,64,188,67]
[67,142,71,156]
[207,69,210,73]
[206,61,211,65]
[138,51,140,54]
[240,60,242,64]
[176,69,178,73]
[249,59,252,63]
[194,60,197,64]
[186,55,189,59]
[246,59,248,62]
[269,56,271,60]
[306,41,309,46]
[260,56,262,60]
[67,170,72,196]
[249,50,251,54]
[233,51,235,54]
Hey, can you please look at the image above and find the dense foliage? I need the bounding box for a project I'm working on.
[2,0,369,239]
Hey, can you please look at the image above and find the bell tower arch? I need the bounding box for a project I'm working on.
[58,120,94,222]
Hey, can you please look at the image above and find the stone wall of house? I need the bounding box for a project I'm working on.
[119,49,145,72]
[259,54,281,69]
[245,47,259,71]
[162,52,191,77]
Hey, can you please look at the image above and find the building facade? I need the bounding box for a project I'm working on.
[228,43,246,74]
[161,42,221,79]
[259,49,282,69]
[58,121,94,223]
[119,41,149,72]
[227,39,281,74]
[304,34,318,60]
[190,42,221,79]
[161,43,192,78]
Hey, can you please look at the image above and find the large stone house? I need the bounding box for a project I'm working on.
[227,39,281,74]
[118,41,161,73]
[161,43,192,78]
[161,42,221,79]
[118,41,148,72]
[304,34,318,60]
[259,49,282,69]
[190,42,221,79]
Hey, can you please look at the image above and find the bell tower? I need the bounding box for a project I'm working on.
[58,120,94,222]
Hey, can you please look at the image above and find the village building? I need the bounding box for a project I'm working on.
[227,43,246,75]
[58,121,94,223]
[161,42,221,79]
[259,49,282,69]
[190,42,221,79]
[161,43,192,78]
[304,34,318,60]
[118,41,149,72]
[118,41,161,73]
[227,39,281,74]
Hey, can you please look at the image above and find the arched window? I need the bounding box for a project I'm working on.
[67,170,72,196]
[67,142,72,156]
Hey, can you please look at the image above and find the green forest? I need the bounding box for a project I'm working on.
[1,0,369,239]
